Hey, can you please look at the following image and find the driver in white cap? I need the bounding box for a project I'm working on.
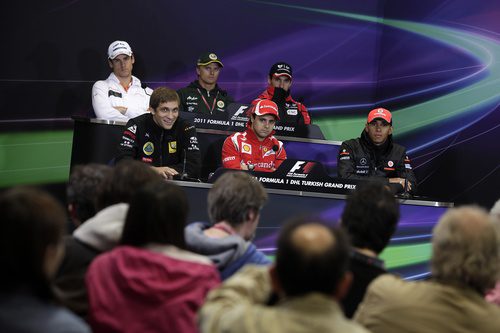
[92,40,152,121]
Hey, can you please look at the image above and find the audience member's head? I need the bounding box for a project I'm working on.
[273,218,351,299]
[0,187,66,300]
[97,160,161,210]
[67,164,112,226]
[208,171,268,238]
[120,181,189,250]
[431,205,500,294]
[491,199,500,222]
[341,181,400,254]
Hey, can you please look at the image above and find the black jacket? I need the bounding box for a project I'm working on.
[337,131,417,194]
[177,80,234,114]
[116,113,201,178]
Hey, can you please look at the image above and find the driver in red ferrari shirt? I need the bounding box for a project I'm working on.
[222,100,286,172]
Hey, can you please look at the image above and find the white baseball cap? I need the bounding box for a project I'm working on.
[108,41,133,59]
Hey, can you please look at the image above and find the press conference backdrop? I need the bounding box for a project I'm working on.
[0,0,499,207]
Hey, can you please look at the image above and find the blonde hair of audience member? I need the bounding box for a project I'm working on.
[431,205,500,294]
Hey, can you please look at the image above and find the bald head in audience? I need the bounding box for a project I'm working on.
[272,219,352,299]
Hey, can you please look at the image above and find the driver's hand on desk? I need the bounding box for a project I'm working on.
[153,166,178,180]
[240,162,249,170]
[389,177,412,191]
[113,106,128,115]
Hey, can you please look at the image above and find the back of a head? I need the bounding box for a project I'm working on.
[121,181,189,249]
[97,160,161,210]
[341,181,399,253]
[67,163,113,223]
[207,171,268,227]
[431,205,500,294]
[0,187,66,299]
[275,217,350,297]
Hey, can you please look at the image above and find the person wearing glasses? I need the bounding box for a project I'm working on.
[177,52,234,114]
[115,87,201,180]
[337,108,417,194]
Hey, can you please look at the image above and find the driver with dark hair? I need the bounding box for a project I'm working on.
[221,100,286,172]
[337,107,417,194]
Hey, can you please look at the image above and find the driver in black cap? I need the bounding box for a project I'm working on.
[251,62,311,125]
[177,52,234,115]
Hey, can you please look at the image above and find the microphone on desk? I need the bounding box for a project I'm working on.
[400,166,411,199]
[172,149,200,182]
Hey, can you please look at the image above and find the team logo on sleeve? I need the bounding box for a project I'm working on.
[242,143,252,154]
[143,142,154,155]
[217,100,225,109]
[168,141,177,153]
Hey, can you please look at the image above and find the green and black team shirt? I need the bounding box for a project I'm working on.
[177,81,234,115]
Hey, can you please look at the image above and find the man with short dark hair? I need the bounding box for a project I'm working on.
[92,40,152,121]
[116,87,201,179]
[354,206,500,332]
[337,107,417,194]
[185,171,270,280]
[199,218,370,333]
[252,62,311,125]
[54,160,162,318]
[66,164,113,227]
[339,181,400,317]
[177,52,234,114]
[222,99,286,172]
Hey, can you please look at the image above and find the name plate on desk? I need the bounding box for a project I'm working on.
[181,103,325,139]
[210,159,359,195]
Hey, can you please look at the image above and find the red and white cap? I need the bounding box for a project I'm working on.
[367,108,392,124]
[252,100,280,120]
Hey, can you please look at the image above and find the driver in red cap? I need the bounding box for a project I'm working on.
[337,108,417,194]
[222,100,287,172]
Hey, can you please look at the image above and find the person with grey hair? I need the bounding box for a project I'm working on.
[185,171,271,280]
[486,198,500,305]
[354,205,500,333]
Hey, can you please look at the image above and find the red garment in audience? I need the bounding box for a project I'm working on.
[86,245,220,333]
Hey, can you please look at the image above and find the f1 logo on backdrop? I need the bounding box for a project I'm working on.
[231,105,250,121]
[287,161,316,178]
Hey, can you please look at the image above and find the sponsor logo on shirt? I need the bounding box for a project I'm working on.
[108,90,122,98]
[127,125,137,134]
[187,96,198,101]
[388,161,394,167]
[360,158,367,165]
[242,143,252,154]
[217,100,225,109]
[169,141,177,153]
[263,148,276,158]
[286,108,298,116]
[142,157,153,163]
[223,156,236,163]
[143,142,154,156]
